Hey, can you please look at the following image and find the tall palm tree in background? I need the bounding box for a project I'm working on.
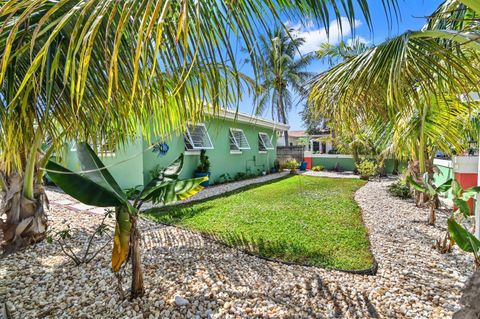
[0,0,399,297]
[254,27,316,146]
[309,0,480,221]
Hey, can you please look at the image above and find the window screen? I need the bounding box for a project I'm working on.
[185,123,214,150]
[258,133,274,151]
[230,128,250,150]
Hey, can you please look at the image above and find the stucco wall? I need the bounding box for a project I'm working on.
[142,117,278,186]
[63,117,279,190]
[61,135,145,190]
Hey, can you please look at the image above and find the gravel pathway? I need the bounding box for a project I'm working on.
[0,179,474,318]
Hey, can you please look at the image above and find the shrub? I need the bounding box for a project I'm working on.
[284,159,300,170]
[387,180,411,199]
[357,160,377,179]
[215,173,233,185]
[312,165,324,172]
[196,149,210,173]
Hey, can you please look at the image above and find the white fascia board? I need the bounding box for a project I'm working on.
[205,108,290,132]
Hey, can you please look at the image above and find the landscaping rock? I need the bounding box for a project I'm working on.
[174,295,190,306]
[0,180,474,318]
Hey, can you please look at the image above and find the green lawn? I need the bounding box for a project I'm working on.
[143,175,374,270]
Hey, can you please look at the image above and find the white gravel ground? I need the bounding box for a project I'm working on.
[0,179,475,318]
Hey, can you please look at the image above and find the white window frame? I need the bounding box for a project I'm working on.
[258,132,274,151]
[96,138,116,157]
[229,128,251,151]
[70,140,116,156]
[185,123,214,150]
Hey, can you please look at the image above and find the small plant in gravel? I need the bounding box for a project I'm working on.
[387,180,411,199]
[407,175,452,226]
[46,144,207,298]
[312,165,324,172]
[356,160,377,180]
[47,211,114,266]
[446,180,480,268]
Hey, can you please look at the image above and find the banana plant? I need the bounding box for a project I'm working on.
[407,174,452,225]
[447,180,480,268]
[45,143,207,298]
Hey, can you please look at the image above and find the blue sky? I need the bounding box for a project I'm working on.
[236,0,444,130]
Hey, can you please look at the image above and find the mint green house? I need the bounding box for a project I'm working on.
[64,109,289,190]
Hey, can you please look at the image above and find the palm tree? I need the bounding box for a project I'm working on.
[254,27,316,146]
[317,38,371,66]
[0,0,397,297]
[309,0,480,223]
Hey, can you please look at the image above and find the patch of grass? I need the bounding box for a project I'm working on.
[143,176,373,270]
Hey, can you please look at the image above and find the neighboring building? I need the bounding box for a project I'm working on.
[277,130,334,154]
[63,109,289,189]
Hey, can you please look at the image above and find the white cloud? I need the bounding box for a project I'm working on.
[346,36,369,47]
[286,17,363,55]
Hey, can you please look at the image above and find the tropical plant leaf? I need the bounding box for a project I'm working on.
[163,183,177,204]
[407,176,428,193]
[173,176,208,201]
[112,206,132,272]
[451,179,464,199]
[162,154,184,178]
[448,218,480,253]
[462,186,480,200]
[46,161,124,207]
[140,181,171,204]
[435,178,452,193]
[454,198,471,218]
[76,143,127,203]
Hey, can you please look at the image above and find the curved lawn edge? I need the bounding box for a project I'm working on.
[142,218,379,276]
[141,175,378,275]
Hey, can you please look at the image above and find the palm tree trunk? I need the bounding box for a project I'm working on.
[1,134,48,254]
[130,216,144,299]
[0,172,48,254]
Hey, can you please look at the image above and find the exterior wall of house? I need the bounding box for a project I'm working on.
[61,135,145,190]
[63,117,280,190]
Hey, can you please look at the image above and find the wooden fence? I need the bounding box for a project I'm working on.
[276,146,304,166]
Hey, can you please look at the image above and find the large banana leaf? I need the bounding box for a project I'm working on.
[406,176,429,194]
[46,161,124,207]
[454,198,472,218]
[140,181,171,204]
[436,179,452,193]
[462,186,480,200]
[112,206,132,272]
[162,154,184,178]
[76,143,127,203]
[448,218,480,253]
[174,177,208,201]
[142,176,208,205]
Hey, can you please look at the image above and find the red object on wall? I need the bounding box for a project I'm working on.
[304,157,312,170]
[455,172,477,214]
